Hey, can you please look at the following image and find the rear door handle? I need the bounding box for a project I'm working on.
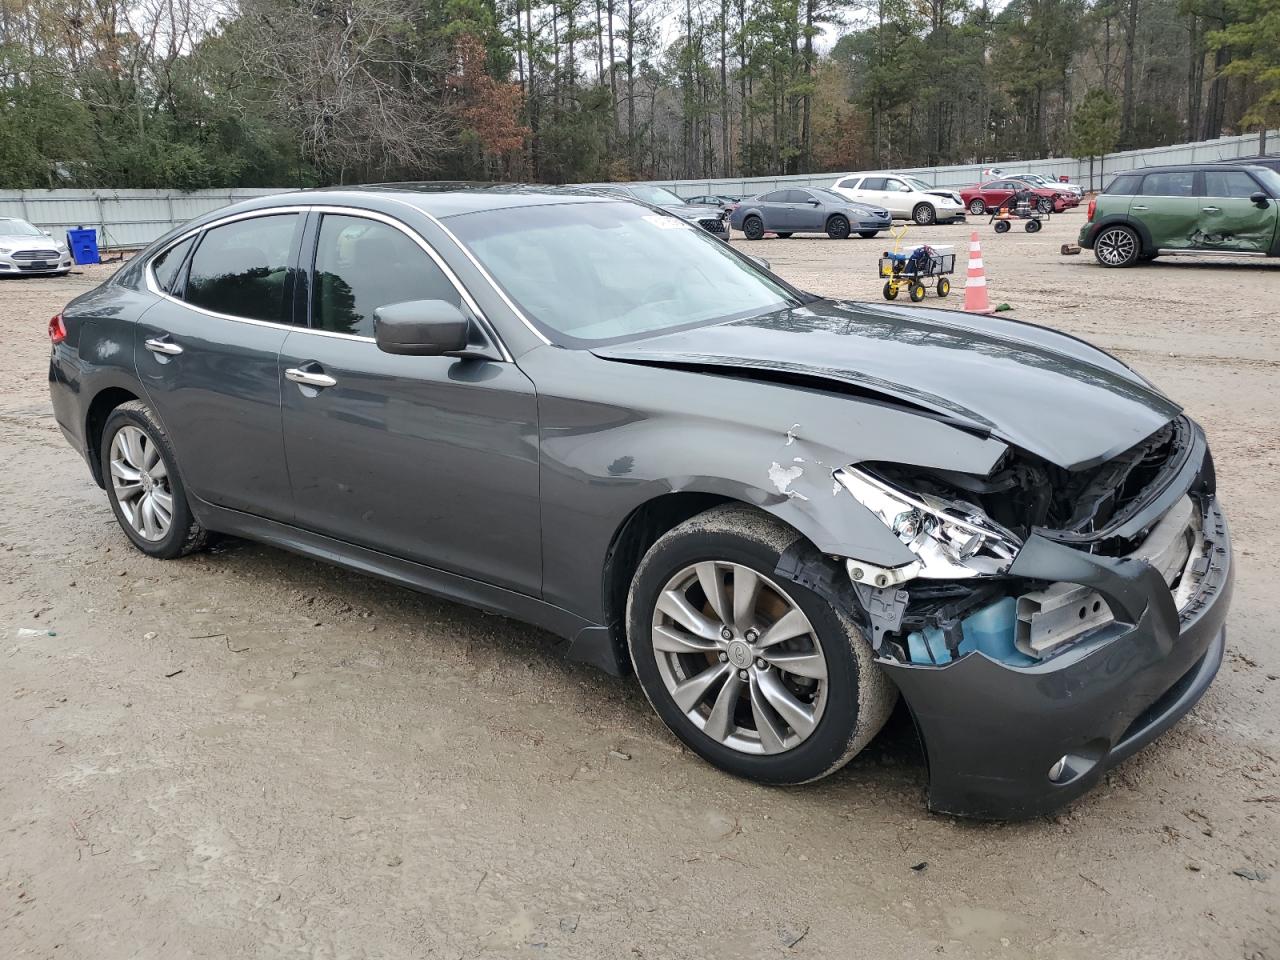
[144,336,183,356]
[1131,204,1149,210]
[285,365,338,389]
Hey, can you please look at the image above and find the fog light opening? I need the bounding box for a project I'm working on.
[1049,756,1069,783]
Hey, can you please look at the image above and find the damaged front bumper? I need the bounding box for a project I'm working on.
[877,496,1231,820]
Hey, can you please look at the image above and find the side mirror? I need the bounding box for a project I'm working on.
[1250,191,1270,208]
[808,199,821,206]
[373,299,470,356]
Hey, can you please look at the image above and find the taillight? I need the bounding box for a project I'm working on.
[48,314,67,344]
[1086,196,1097,222]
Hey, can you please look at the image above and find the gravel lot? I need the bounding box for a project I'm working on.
[2,209,1277,959]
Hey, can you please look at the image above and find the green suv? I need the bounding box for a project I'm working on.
[1080,163,1280,267]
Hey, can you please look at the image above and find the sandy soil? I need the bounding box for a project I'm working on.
[1,211,1277,960]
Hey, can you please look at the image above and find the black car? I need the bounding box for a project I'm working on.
[578,182,730,239]
[1213,155,1280,174]
[48,184,1232,819]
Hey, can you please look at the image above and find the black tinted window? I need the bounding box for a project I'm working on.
[783,190,811,203]
[1106,174,1143,195]
[836,178,860,189]
[151,236,194,294]
[312,215,460,337]
[760,191,788,202]
[1141,172,1195,197]
[185,215,299,322]
[861,178,886,190]
[1203,170,1261,198]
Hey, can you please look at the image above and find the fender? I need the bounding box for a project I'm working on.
[518,345,1008,625]
[1082,214,1155,255]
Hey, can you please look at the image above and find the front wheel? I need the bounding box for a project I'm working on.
[742,215,764,240]
[912,203,936,225]
[1094,225,1140,267]
[968,198,986,215]
[909,283,926,302]
[826,215,851,239]
[1025,218,1042,233]
[994,219,1011,234]
[936,277,951,297]
[883,281,898,300]
[1037,197,1053,214]
[626,504,896,784]
[101,400,208,559]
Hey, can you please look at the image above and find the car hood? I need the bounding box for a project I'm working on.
[591,300,1181,471]
[0,234,59,246]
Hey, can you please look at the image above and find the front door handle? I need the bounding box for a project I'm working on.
[285,366,338,389]
[1131,204,1149,210]
[144,336,183,356]
[1201,206,1220,213]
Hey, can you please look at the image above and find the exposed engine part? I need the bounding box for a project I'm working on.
[1016,583,1113,657]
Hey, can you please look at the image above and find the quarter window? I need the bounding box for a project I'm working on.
[836,178,860,189]
[760,191,789,202]
[150,236,195,294]
[184,214,300,322]
[1106,174,1143,196]
[1140,172,1195,197]
[1203,170,1261,198]
[311,215,460,338]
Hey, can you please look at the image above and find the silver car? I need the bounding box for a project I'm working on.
[730,188,891,240]
[0,217,73,276]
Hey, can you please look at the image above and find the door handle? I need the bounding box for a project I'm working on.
[1201,206,1220,213]
[1131,204,1149,210]
[285,366,338,389]
[144,336,183,356]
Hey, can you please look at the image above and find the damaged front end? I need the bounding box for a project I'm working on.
[831,416,1232,819]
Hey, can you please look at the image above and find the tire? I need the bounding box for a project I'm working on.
[826,215,851,239]
[775,232,793,239]
[912,203,936,225]
[936,277,951,297]
[994,220,1011,234]
[909,283,926,302]
[1037,197,1053,214]
[883,281,898,300]
[1025,219,1042,233]
[1094,225,1140,268]
[968,198,986,215]
[742,216,764,240]
[626,504,896,785]
[858,230,879,239]
[100,400,208,559]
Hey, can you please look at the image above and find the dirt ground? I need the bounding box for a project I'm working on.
[2,209,1278,960]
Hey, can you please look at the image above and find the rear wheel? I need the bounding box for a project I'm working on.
[1025,218,1042,233]
[101,400,207,559]
[912,203,936,225]
[826,215,851,239]
[742,216,765,240]
[936,277,951,297]
[968,198,986,215]
[909,283,926,302]
[1094,225,1140,267]
[626,504,896,785]
[994,219,1011,234]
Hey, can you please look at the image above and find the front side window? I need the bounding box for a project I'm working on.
[311,215,460,337]
[1203,170,1262,198]
[1141,172,1195,197]
[150,236,195,294]
[447,200,799,346]
[184,214,300,322]
[884,179,910,192]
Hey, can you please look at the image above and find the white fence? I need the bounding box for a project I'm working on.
[1,130,1274,249]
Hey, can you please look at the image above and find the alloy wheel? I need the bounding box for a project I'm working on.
[968,198,985,215]
[1096,227,1137,267]
[110,425,173,541]
[914,204,935,225]
[650,561,828,755]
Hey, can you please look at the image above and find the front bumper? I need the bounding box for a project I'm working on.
[0,252,73,274]
[858,217,893,231]
[878,496,1232,820]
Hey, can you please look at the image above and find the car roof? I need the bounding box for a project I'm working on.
[258,182,618,218]
[1122,162,1274,173]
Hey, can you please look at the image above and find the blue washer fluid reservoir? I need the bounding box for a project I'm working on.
[904,596,1033,666]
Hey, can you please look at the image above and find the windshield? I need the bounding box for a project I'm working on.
[904,177,935,191]
[1255,168,1280,196]
[448,201,799,345]
[811,188,849,202]
[0,218,44,237]
[623,184,684,205]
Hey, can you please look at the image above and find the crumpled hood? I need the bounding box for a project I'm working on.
[591,300,1181,471]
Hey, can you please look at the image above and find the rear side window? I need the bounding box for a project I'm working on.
[184,214,300,322]
[760,191,788,202]
[1140,172,1195,197]
[1203,170,1261,198]
[150,236,195,294]
[311,215,460,338]
[1105,174,1143,195]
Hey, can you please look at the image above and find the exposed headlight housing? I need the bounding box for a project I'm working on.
[834,466,1022,582]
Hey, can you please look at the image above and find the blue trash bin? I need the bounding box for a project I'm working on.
[66,227,100,265]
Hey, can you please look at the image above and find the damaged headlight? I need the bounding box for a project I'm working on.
[834,466,1022,581]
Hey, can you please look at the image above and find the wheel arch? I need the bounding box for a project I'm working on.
[825,212,851,230]
[1085,215,1154,254]
[85,386,143,487]
[911,201,936,220]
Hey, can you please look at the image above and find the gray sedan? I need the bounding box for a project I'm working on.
[730,188,891,240]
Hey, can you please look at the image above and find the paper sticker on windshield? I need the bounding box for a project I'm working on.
[642,214,693,230]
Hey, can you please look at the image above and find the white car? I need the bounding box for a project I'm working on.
[830,174,967,225]
[1008,173,1084,198]
[0,217,73,276]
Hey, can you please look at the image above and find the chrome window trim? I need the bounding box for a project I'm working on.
[142,204,515,361]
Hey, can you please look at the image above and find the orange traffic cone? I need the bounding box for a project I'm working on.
[964,232,994,314]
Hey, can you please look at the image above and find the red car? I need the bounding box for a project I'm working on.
[960,179,1068,216]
